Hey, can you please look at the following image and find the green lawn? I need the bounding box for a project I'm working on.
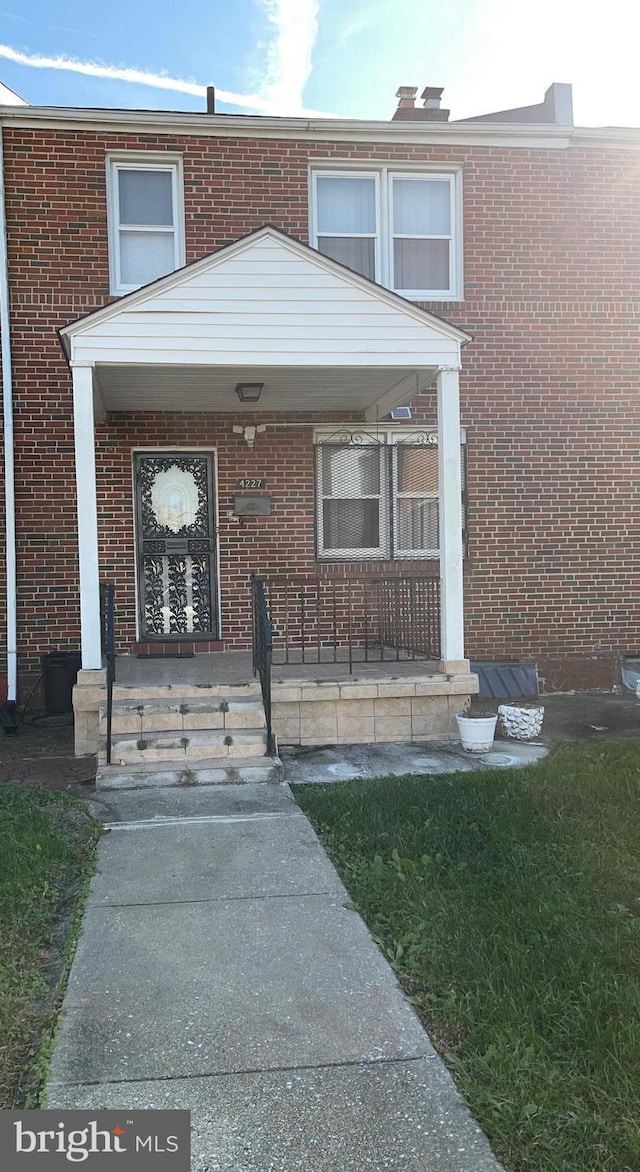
[0,784,100,1108]
[294,741,640,1172]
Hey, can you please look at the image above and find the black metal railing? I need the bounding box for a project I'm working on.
[258,574,441,672]
[100,583,116,766]
[251,575,275,755]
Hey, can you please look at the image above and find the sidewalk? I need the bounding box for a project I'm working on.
[47,782,502,1171]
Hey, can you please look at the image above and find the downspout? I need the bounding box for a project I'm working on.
[0,123,17,704]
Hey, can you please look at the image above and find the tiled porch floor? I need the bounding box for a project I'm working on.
[114,651,441,689]
[104,652,469,752]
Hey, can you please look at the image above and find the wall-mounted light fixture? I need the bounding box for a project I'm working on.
[232,423,267,448]
[235,382,263,403]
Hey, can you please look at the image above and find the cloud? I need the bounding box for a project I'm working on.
[255,0,319,113]
[0,42,335,117]
[339,2,385,43]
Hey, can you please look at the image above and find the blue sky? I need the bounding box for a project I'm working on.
[0,0,638,126]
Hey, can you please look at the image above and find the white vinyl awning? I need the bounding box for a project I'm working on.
[60,226,470,419]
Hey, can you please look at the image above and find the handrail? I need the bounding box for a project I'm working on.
[259,573,441,667]
[251,574,275,756]
[100,583,116,766]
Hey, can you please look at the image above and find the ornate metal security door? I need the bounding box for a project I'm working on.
[134,453,218,640]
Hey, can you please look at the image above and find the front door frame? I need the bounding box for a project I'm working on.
[132,447,221,643]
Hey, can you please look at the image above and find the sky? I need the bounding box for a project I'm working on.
[0,0,638,127]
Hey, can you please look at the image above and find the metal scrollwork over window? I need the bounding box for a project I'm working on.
[317,428,385,447]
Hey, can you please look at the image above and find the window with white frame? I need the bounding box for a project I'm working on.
[107,156,185,294]
[315,429,465,560]
[311,168,461,299]
[392,443,440,557]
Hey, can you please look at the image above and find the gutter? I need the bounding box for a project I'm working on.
[0,123,17,704]
[0,104,574,150]
[0,102,638,148]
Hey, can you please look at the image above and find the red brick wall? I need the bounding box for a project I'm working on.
[96,412,439,653]
[1,123,638,694]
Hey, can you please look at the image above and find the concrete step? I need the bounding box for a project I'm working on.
[111,682,261,702]
[98,728,268,767]
[99,696,266,737]
[95,755,284,791]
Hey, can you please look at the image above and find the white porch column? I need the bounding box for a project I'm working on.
[436,366,468,673]
[71,362,102,669]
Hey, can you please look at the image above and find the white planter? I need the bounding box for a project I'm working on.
[456,713,498,752]
[498,704,545,740]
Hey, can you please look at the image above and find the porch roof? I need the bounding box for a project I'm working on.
[60,227,470,418]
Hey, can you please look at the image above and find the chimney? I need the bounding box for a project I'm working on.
[391,86,418,119]
[392,85,450,122]
[543,82,573,125]
[206,85,216,114]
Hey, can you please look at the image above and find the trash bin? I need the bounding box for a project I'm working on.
[40,651,82,715]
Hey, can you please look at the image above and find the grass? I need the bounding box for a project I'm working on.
[0,784,100,1108]
[294,740,640,1172]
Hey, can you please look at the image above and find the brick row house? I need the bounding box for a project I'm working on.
[0,82,638,776]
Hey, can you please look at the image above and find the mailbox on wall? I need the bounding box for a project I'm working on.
[233,495,272,517]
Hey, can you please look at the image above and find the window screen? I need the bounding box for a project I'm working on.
[315,437,465,561]
[317,445,387,557]
[392,444,439,556]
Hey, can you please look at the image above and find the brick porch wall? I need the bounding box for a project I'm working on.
[95,411,439,652]
[0,125,638,695]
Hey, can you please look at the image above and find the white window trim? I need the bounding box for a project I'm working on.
[309,164,463,301]
[106,153,185,295]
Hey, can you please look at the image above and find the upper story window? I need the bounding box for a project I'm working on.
[107,156,185,294]
[310,167,462,300]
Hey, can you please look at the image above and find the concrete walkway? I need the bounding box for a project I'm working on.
[47,783,502,1171]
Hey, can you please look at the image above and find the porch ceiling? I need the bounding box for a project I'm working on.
[93,363,435,414]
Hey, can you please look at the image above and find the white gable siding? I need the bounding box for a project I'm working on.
[69,235,462,368]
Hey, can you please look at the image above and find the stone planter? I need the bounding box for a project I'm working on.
[498,703,545,740]
[455,712,498,753]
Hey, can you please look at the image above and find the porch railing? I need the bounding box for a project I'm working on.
[251,575,275,755]
[99,583,116,766]
[257,574,441,672]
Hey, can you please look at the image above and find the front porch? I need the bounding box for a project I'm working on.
[61,227,476,773]
[74,648,478,769]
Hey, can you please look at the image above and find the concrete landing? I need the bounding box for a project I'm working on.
[114,651,442,688]
[282,737,547,785]
[47,783,502,1171]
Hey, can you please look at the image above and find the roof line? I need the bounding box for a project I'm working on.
[0,103,579,147]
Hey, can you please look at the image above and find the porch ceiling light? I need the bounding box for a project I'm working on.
[235,382,263,403]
